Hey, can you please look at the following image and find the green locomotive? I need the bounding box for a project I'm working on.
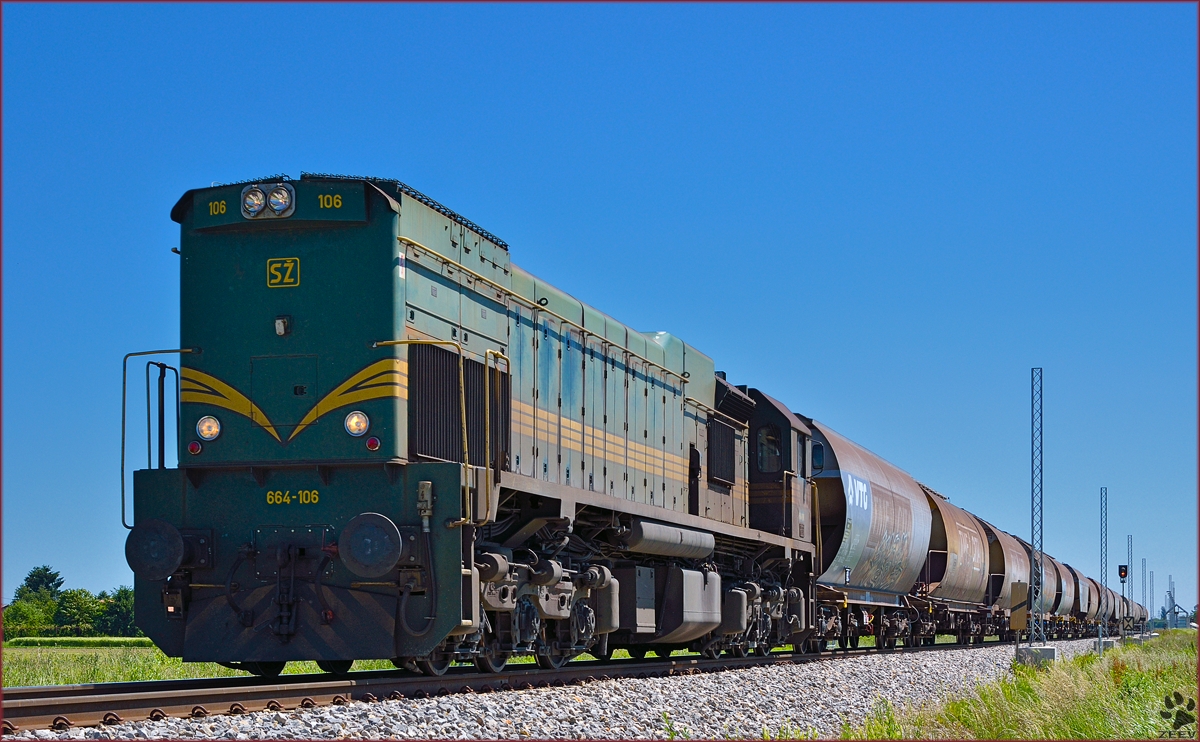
[125,174,819,676]
[124,174,1145,676]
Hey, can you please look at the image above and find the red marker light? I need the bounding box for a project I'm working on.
[187,441,202,455]
[365,436,380,451]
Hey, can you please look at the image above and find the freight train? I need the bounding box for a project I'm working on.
[122,174,1147,677]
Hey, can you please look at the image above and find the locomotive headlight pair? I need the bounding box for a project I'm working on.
[242,186,292,216]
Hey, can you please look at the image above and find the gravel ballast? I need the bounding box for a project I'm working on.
[16,639,1096,740]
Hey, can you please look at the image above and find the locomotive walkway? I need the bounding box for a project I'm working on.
[1,642,999,733]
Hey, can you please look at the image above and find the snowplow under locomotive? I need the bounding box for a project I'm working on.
[122,174,1146,676]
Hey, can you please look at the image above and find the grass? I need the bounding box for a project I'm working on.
[0,644,645,687]
[834,630,1199,739]
[4,636,154,648]
[0,648,405,687]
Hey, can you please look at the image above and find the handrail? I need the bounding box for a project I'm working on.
[482,349,511,527]
[372,339,471,527]
[121,348,197,529]
[811,478,823,578]
[145,362,179,470]
[397,235,687,385]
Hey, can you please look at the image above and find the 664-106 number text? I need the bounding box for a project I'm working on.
[266,490,319,505]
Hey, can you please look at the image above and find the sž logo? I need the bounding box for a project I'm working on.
[1159,691,1196,737]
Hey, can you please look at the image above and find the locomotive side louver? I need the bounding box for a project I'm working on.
[707,419,736,487]
[409,343,510,470]
[713,376,755,423]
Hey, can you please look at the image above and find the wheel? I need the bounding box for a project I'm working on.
[247,661,286,678]
[849,633,860,649]
[727,644,749,658]
[701,644,722,659]
[837,636,848,650]
[535,651,569,669]
[627,646,649,660]
[416,653,452,676]
[754,644,774,657]
[317,660,353,676]
[474,645,510,673]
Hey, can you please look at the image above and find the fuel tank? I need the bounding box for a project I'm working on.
[811,422,932,600]
[977,518,1029,611]
[920,486,989,604]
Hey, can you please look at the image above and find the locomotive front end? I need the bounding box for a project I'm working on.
[125,178,470,671]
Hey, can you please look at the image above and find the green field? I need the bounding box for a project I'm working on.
[842,630,1199,739]
[0,646,644,687]
[4,636,153,648]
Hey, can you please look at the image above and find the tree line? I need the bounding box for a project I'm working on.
[2,565,139,639]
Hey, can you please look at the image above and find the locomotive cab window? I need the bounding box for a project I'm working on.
[756,425,782,473]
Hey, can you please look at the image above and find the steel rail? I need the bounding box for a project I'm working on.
[2,639,1024,733]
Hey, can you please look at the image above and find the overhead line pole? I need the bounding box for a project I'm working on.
[1030,368,1045,646]
[1099,486,1108,653]
[1141,557,1147,638]
[1126,535,1133,638]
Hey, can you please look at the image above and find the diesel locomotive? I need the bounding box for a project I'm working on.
[122,174,1146,677]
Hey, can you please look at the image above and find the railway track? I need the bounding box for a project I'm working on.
[1,640,1017,734]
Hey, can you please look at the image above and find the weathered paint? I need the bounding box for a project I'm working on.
[976,517,1030,611]
[811,422,933,596]
[923,494,990,604]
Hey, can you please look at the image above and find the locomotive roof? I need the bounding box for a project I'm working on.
[171,173,509,251]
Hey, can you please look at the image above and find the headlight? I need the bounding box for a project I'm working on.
[243,188,266,216]
[344,411,369,437]
[196,416,221,441]
[268,187,291,213]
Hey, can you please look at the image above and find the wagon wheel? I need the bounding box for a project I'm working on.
[535,651,570,669]
[316,660,353,676]
[474,616,510,673]
[416,652,452,676]
[246,661,287,678]
[474,642,510,673]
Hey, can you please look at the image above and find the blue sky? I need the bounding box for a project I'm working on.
[3,3,1196,611]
